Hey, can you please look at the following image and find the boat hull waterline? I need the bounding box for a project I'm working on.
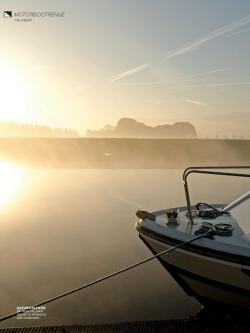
[136,167,250,309]
[139,232,250,309]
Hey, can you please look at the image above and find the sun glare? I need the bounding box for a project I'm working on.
[0,65,29,123]
[0,161,24,207]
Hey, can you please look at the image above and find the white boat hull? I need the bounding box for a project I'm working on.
[141,234,250,309]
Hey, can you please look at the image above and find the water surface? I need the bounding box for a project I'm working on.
[0,166,248,327]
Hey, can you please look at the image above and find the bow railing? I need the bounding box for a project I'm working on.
[183,166,250,224]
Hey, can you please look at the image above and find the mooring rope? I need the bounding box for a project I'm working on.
[0,232,210,323]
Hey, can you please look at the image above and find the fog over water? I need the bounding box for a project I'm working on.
[0,167,249,327]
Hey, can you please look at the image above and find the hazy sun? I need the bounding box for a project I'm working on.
[0,161,24,207]
[0,65,29,123]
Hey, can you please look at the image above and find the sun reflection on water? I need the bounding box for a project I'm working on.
[0,160,24,207]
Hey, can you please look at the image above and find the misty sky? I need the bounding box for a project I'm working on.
[1,0,250,136]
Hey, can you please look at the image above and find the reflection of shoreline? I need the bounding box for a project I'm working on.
[0,138,250,169]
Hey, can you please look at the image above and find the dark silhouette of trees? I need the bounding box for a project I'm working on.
[0,121,79,137]
[87,118,197,138]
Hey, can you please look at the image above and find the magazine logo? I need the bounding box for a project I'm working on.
[3,11,12,18]
[2,10,65,22]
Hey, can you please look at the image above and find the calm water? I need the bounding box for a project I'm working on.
[0,166,249,327]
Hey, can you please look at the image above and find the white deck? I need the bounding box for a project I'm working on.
[139,191,250,259]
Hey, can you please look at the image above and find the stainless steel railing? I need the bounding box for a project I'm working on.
[182,166,250,224]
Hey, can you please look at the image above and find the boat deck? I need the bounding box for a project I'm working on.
[154,208,250,248]
[0,321,197,333]
[139,201,250,260]
[1,314,250,333]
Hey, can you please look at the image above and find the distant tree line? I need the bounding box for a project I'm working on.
[0,121,79,137]
[87,118,197,138]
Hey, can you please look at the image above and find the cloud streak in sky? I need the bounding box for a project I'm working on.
[189,81,250,87]
[186,68,226,78]
[116,80,250,89]
[116,68,226,86]
[166,14,250,59]
[117,81,162,85]
[186,99,208,107]
[106,63,150,83]
[227,26,250,37]
[106,14,250,83]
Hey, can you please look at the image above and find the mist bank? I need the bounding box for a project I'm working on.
[0,138,250,168]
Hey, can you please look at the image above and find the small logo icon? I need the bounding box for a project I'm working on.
[3,11,12,18]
